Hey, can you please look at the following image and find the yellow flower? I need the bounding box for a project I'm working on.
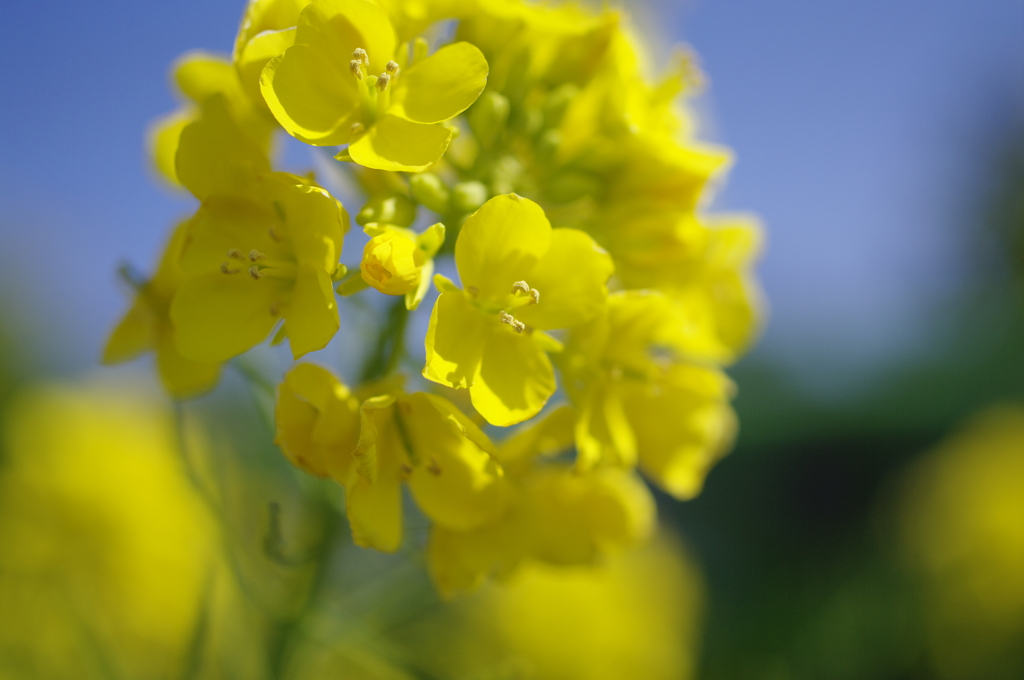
[360,222,444,309]
[274,363,509,552]
[261,0,489,171]
[418,535,705,680]
[564,291,737,499]
[423,193,613,426]
[898,406,1024,679]
[0,383,234,678]
[149,51,276,187]
[102,219,222,398]
[607,213,765,363]
[233,0,312,107]
[168,96,349,363]
[428,405,654,597]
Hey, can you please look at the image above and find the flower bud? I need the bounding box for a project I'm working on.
[409,172,451,214]
[360,230,421,295]
[356,192,417,227]
[468,90,509,148]
[451,181,488,214]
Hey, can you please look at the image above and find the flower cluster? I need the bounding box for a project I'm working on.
[106,0,763,595]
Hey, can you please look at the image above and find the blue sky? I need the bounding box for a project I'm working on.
[1,0,1022,393]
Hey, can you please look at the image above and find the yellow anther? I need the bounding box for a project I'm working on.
[499,310,525,333]
[385,60,400,75]
[249,266,264,280]
[350,121,365,137]
[352,48,368,64]
[511,280,530,294]
[426,458,442,476]
[270,302,281,317]
[467,285,479,297]
[529,288,540,304]
[349,60,364,79]
[221,262,240,275]
[248,249,266,262]
[399,463,413,480]
[227,249,244,260]
[375,72,391,92]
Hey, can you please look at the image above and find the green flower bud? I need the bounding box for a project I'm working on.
[452,181,489,214]
[468,91,510,148]
[410,172,451,214]
[356,192,417,227]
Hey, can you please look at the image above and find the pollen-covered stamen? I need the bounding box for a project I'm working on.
[510,280,540,306]
[375,72,391,92]
[385,60,400,76]
[249,266,264,280]
[529,288,540,304]
[248,249,266,262]
[227,249,244,260]
[499,310,525,333]
[352,48,368,65]
[349,59,364,80]
[511,280,530,294]
[221,262,240,275]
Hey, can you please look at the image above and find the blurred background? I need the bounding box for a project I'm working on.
[1,0,1023,678]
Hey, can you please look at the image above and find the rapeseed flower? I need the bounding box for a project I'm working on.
[360,222,444,309]
[274,363,509,552]
[168,95,349,362]
[261,0,489,171]
[102,220,222,398]
[423,193,613,426]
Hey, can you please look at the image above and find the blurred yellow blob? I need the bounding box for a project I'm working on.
[0,382,226,679]
[899,405,1024,680]
[412,534,705,680]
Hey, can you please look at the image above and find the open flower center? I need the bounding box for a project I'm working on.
[220,248,297,281]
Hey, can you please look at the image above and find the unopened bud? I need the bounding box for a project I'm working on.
[356,192,417,227]
[452,181,488,214]
[409,172,450,214]
[360,230,421,295]
[468,90,509,148]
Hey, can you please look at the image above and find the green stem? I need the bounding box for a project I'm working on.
[360,298,409,383]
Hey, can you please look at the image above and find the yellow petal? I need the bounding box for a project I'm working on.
[298,0,396,76]
[428,515,528,599]
[345,402,405,552]
[515,228,612,331]
[423,291,487,390]
[175,95,270,200]
[236,27,297,108]
[347,115,453,172]
[174,52,237,102]
[284,263,339,359]
[470,325,555,427]
[170,272,287,362]
[260,46,362,145]
[277,181,348,273]
[155,332,222,399]
[454,194,551,299]
[388,42,488,124]
[275,363,360,478]
[499,404,576,465]
[147,109,192,187]
[102,301,158,365]
[400,393,508,531]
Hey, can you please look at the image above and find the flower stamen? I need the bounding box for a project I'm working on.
[227,249,244,260]
[349,59,364,80]
[248,249,266,262]
[499,310,525,333]
[249,266,264,280]
[221,262,241,275]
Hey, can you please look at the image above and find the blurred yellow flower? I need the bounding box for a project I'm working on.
[275,363,509,552]
[261,0,489,171]
[898,405,1024,680]
[0,383,229,679]
[424,193,613,426]
[103,219,222,398]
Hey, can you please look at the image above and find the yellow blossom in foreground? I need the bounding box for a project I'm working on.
[261,0,489,171]
[168,96,349,362]
[424,193,613,426]
[232,0,312,107]
[274,363,509,552]
[102,220,222,398]
[0,383,236,679]
[564,290,737,499]
[898,406,1024,680]
[428,405,654,597]
[360,222,444,309]
[405,534,704,680]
